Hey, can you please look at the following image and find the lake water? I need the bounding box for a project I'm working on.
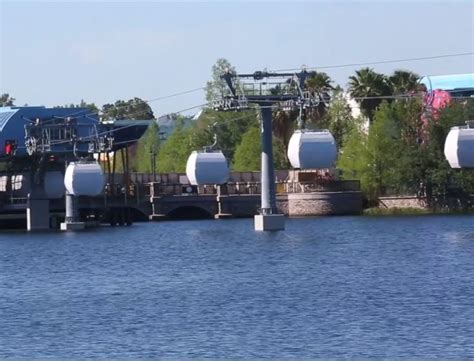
[1,216,473,358]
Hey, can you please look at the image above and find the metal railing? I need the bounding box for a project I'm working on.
[147,180,360,197]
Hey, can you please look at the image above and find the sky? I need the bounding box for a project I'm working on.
[1,0,473,117]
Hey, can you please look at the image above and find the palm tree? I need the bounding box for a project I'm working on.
[272,108,297,150]
[388,70,420,94]
[348,68,391,123]
[305,71,334,127]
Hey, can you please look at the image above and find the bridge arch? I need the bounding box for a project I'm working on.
[167,205,214,220]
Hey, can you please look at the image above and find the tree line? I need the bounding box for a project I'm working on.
[3,58,473,207]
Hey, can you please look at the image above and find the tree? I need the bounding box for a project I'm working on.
[56,99,99,113]
[156,125,192,173]
[101,97,154,120]
[338,101,407,201]
[1,93,15,106]
[305,71,334,127]
[326,89,355,149]
[388,70,420,94]
[134,121,161,172]
[348,68,391,123]
[232,126,287,171]
[195,109,259,160]
[338,96,474,206]
[205,58,237,104]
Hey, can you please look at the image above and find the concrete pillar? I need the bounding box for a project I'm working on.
[60,191,85,231]
[255,106,284,231]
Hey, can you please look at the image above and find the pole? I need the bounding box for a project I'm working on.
[65,191,78,223]
[254,105,284,231]
[260,106,277,214]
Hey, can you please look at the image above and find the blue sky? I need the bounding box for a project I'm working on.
[1,1,473,117]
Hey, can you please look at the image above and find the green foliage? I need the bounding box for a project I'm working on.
[272,108,297,149]
[420,100,474,199]
[326,89,355,149]
[339,97,474,205]
[134,122,161,172]
[348,67,391,123]
[339,100,418,200]
[232,126,287,171]
[388,70,420,94]
[101,97,154,120]
[195,109,259,160]
[305,71,333,127]
[205,58,237,103]
[156,125,192,173]
[55,99,99,113]
[1,93,15,106]
[348,68,419,124]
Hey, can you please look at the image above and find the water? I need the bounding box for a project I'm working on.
[1,216,473,358]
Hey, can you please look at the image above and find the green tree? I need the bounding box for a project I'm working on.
[156,125,192,173]
[205,58,237,103]
[134,121,161,172]
[232,126,287,171]
[195,109,258,160]
[326,89,355,149]
[338,101,405,201]
[101,97,154,120]
[56,99,99,113]
[1,93,15,106]
[348,67,391,123]
[418,100,474,203]
[338,97,474,205]
[305,71,334,127]
[388,70,420,94]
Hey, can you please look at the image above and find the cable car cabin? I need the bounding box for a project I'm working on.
[186,150,229,186]
[64,162,105,196]
[287,130,337,169]
[444,126,474,168]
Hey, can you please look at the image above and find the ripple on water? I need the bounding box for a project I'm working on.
[0,215,473,358]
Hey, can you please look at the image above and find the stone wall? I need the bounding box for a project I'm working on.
[378,196,428,209]
[287,192,363,216]
[151,191,363,219]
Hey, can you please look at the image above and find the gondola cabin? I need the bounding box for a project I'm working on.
[287,130,337,169]
[444,126,474,168]
[64,162,105,196]
[186,151,229,186]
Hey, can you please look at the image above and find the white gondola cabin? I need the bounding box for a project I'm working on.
[444,126,474,168]
[186,151,229,185]
[64,162,104,196]
[287,130,337,169]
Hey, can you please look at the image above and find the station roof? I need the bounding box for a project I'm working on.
[420,73,474,91]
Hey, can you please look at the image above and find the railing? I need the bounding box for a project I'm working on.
[147,180,360,197]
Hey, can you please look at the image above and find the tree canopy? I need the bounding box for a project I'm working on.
[205,58,236,104]
[134,121,161,172]
[233,125,288,171]
[101,97,154,120]
[338,97,474,205]
[1,93,15,107]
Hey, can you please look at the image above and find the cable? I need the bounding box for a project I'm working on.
[270,52,474,73]
[44,102,211,147]
[54,86,206,120]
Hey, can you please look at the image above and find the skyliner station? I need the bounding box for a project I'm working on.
[0,72,472,232]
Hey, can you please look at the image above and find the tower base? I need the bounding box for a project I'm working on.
[60,222,85,231]
[254,214,285,231]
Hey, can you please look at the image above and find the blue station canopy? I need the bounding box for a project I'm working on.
[420,73,474,91]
